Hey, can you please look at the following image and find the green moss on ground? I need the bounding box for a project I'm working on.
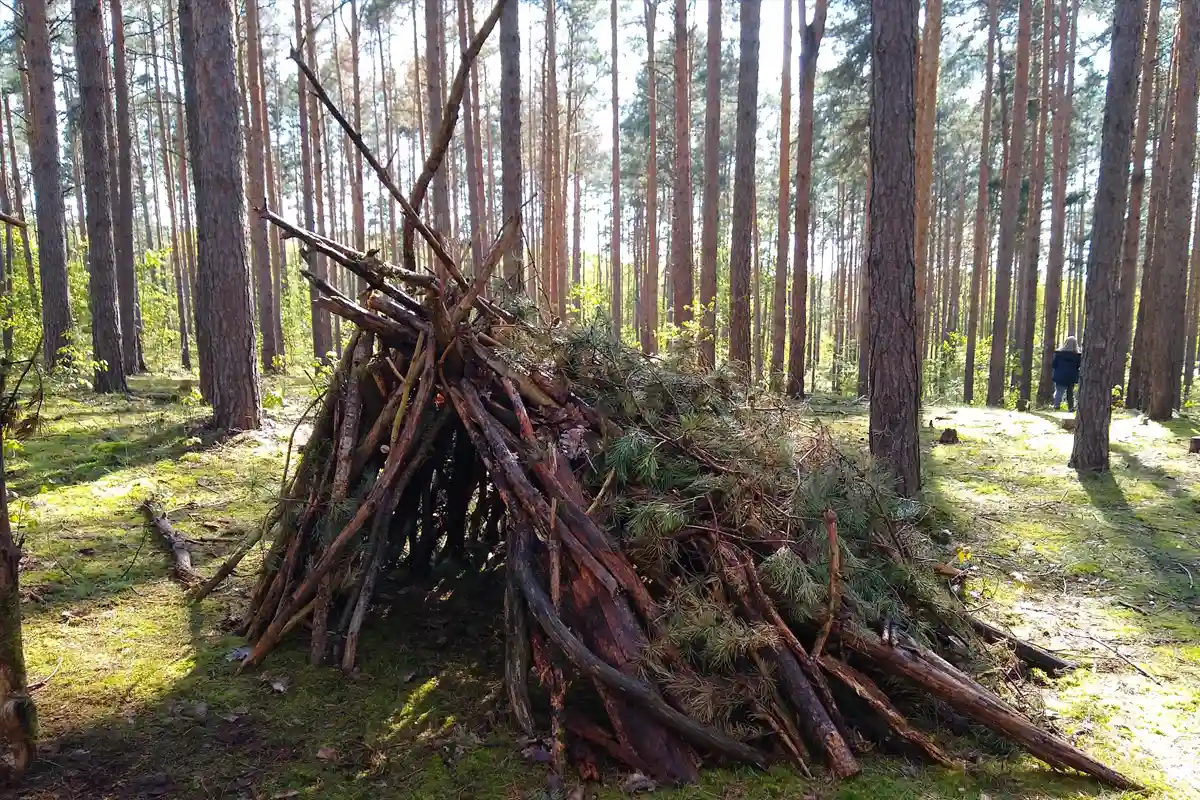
[14,387,1200,798]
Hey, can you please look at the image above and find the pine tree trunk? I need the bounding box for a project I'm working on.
[671,0,694,330]
[1128,22,1176,409]
[1184,184,1200,399]
[869,0,920,496]
[180,0,262,430]
[244,0,280,372]
[1145,1,1199,420]
[2,100,35,313]
[965,0,997,404]
[856,169,871,398]
[75,0,127,394]
[297,0,325,361]
[261,54,286,360]
[1017,0,1053,404]
[787,0,828,396]
[456,0,484,273]
[23,0,72,367]
[727,0,761,369]
[770,0,793,381]
[350,0,367,283]
[149,1,191,371]
[170,0,202,385]
[110,0,140,375]
[1114,0,1162,390]
[611,0,623,338]
[914,0,942,365]
[500,0,522,291]
[987,0,1033,406]
[1070,0,1144,468]
[698,0,721,366]
[1037,0,1080,405]
[641,0,660,354]
[426,0,452,239]
[0,406,33,776]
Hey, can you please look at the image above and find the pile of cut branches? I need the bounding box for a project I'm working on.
[210,2,1135,787]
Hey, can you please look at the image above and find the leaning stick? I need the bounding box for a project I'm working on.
[812,509,841,658]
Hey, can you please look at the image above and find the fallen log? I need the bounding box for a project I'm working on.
[139,500,200,585]
[969,617,1076,675]
[840,626,1138,789]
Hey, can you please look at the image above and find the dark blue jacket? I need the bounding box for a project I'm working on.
[1051,350,1081,385]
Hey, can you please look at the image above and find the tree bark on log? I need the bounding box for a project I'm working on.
[140,500,200,584]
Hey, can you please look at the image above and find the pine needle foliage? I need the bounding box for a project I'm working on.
[511,319,967,645]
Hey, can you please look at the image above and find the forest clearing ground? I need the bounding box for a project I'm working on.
[9,382,1200,799]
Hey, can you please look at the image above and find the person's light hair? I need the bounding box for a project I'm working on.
[1060,335,1079,353]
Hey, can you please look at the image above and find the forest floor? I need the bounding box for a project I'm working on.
[9,378,1200,799]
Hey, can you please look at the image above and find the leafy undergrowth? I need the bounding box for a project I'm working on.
[12,383,1199,799]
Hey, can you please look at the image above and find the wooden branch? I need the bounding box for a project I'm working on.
[969,617,1076,674]
[140,500,201,584]
[451,214,521,327]
[242,352,443,668]
[819,654,958,768]
[288,50,469,286]
[839,626,1138,789]
[312,296,421,347]
[506,514,766,767]
[812,509,841,658]
[407,0,508,237]
[0,210,26,228]
[340,487,393,672]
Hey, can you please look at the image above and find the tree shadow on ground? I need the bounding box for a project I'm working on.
[18,571,529,800]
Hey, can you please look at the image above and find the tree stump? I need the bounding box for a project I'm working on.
[1190,436,1200,455]
[939,428,959,445]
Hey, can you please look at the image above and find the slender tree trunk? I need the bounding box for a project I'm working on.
[75,0,127,394]
[856,168,871,397]
[1115,0,1162,389]
[787,0,829,396]
[671,0,694,330]
[1145,2,1199,420]
[770,0,793,380]
[914,0,942,364]
[303,0,333,358]
[699,0,721,366]
[1127,33,1174,409]
[23,0,72,367]
[1037,0,1080,404]
[500,0,522,291]
[180,0,262,430]
[727,0,761,368]
[0,381,33,775]
[1017,0,1053,404]
[297,0,324,361]
[641,0,661,354]
[1070,0,1144,468]
[150,1,191,371]
[110,0,140,375]
[986,0,1033,406]
[260,52,286,360]
[1184,182,1200,399]
[456,0,484,273]
[3,99,36,312]
[244,0,280,371]
[611,0,623,337]
[869,0,920,496]
[425,0,451,238]
[350,0,367,280]
[965,0,997,404]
